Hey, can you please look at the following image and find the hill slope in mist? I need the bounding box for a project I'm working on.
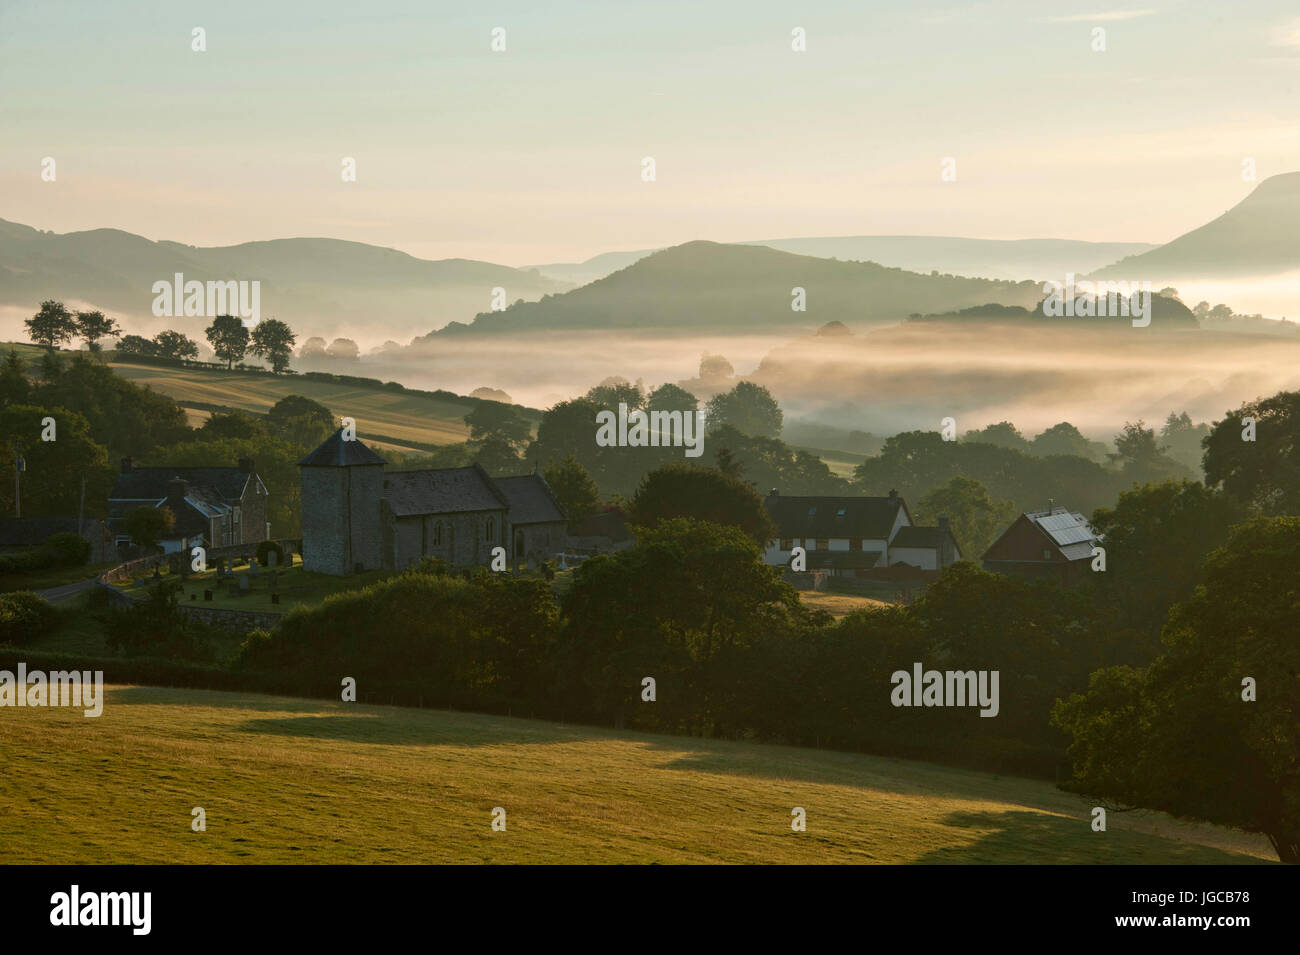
[527,236,1152,284]
[0,218,570,344]
[420,241,1045,340]
[1094,172,1300,279]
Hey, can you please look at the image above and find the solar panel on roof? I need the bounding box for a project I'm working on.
[1034,511,1095,546]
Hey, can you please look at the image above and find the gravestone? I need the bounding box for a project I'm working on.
[204,590,213,601]
[249,558,260,577]
[271,593,280,605]
[238,573,251,592]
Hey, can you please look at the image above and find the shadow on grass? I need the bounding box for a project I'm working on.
[236,713,596,747]
[911,810,1266,865]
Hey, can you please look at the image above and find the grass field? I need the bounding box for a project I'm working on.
[0,560,118,595]
[0,685,1274,864]
[107,360,481,448]
[797,590,893,617]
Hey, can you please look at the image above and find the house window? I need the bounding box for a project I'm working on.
[486,517,495,542]
[433,522,443,547]
[780,538,793,550]
[852,538,863,550]
[817,539,829,551]
[1043,549,1052,560]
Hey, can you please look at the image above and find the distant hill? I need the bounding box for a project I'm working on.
[907,295,1199,329]
[1093,172,1300,279]
[420,241,1044,340]
[527,236,1153,284]
[0,218,571,344]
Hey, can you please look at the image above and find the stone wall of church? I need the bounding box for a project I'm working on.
[387,510,509,570]
[301,464,385,575]
[510,520,568,568]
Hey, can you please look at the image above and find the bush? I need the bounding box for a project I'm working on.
[255,540,286,568]
[44,532,91,567]
[0,592,58,646]
[103,581,215,661]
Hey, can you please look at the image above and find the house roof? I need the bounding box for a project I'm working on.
[494,473,567,525]
[383,464,509,517]
[891,524,960,555]
[298,429,388,468]
[111,467,251,502]
[766,493,906,540]
[983,507,1098,563]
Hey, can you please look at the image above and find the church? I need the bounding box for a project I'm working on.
[298,430,567,575]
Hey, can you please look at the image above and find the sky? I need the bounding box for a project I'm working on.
[3,0,1300,265]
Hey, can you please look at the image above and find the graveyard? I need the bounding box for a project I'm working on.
[113,552,394,615]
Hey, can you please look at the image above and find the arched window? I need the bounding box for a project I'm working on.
[432,521,443,546]
[486,517,495,542]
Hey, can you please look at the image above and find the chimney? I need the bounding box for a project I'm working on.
[888,488,898,501]
[120,457,133,474]
[769,488,779,497]
[938,514,949,529]
[238,456,254,473]
[166,476,188,510]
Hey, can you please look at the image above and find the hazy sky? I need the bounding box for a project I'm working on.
[4,0,1300,265]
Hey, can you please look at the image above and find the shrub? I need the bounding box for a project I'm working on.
[0,592,58,646]
[255,540,286,567]
[44,531,91,567]
[104,581,215,661]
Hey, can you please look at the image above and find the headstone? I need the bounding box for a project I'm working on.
[249,558,260,576]
[238,573,251,592]
[204,590,213,601]
[190,593,198,601]
[134,577,145,587]
[271,593,280,605]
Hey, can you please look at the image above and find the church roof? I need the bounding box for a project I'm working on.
[298,429,388,468]
[383,465,508,517]
[494,474,567,525]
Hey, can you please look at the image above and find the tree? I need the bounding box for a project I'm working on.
[25,300,77,350]
[647,383,698,414]
[543,453,600,531]
[1087,480,1243,656]
[249,318,296,374]
[267,395,334,442]
[586,377,644,410]
[120,505,175,552]
[915,476,1018,559]
[1109,420,1189,483]
[705,380,783,438]
[205,315,249,369]
[962,421,1030,452]
[116,334,158,357]
[464,402,531,450]
[1158,410,1211,475]
[152,330,199,360]
[0,405,113,517]
[1203,390,1300,515]
[627,463,777,546]
[198,409,265,441]
[74,310,120,352]
[0,350,31,407]
[1030,422,1104,461]
[326,338,360,360]
[299,337,327,358]
[1053,517,1300,863]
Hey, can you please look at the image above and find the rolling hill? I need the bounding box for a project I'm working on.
[527,236,1153,284]
[1094,172,1300,279]
[419,241,1045,340]
[0,684,1272,864]
[0,218,571,345]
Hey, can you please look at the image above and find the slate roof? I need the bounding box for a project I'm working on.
[298,429,388,468]
[494,474,567,525]
[383,465,508,517]
[111,467,251,502]
[766,494,906,540]
[891,526,945,548]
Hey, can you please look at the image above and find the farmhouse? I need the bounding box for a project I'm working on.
[108,456,268,554]
[762,489,961,575]
[299,430,566,575]
[981,505,1100,585]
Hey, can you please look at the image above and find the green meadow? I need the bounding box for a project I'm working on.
[0,685,1274,865]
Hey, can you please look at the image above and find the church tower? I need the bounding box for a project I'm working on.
[298,429,387,575]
